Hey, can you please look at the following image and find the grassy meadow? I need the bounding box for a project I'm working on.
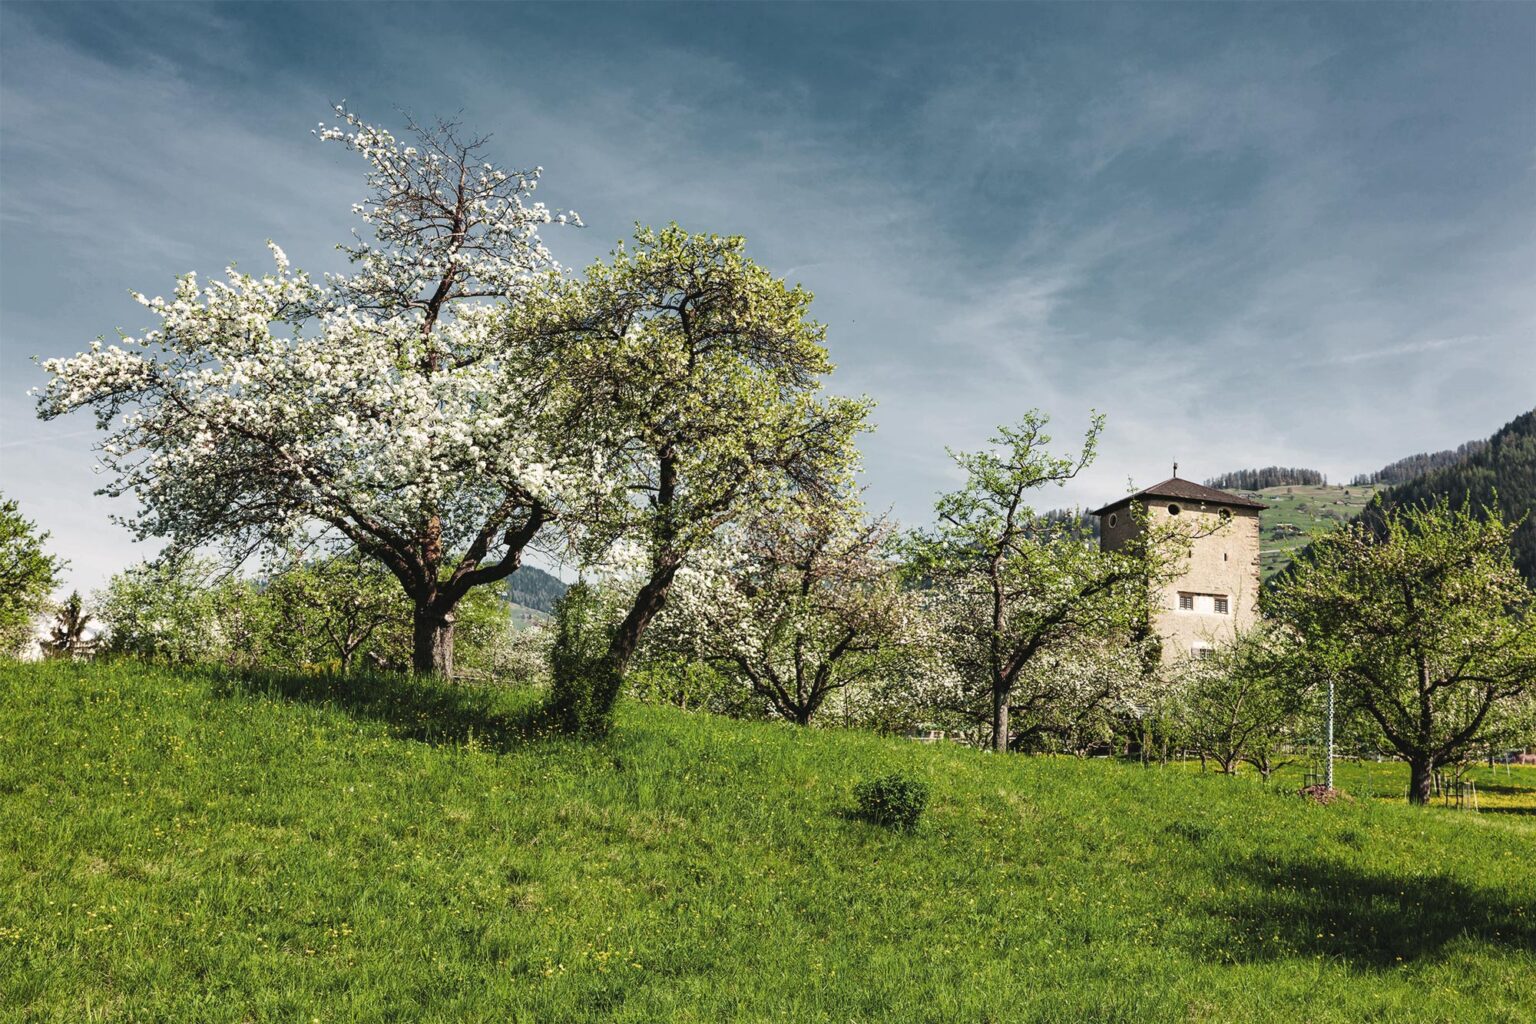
[1183,755,1536,814]
[3,660,1534,1023]
[1255,484,1380,580]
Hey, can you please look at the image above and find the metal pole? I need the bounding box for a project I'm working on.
[1325,677,1335,792]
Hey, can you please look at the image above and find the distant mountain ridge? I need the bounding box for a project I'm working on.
[506,565,569,616]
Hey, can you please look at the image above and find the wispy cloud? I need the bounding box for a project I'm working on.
[1325,335,1484,366]
[2,2,1533,591]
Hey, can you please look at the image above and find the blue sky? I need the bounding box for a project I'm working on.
[2,2,1533,592]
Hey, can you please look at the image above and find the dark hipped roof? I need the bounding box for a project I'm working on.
[1091,477,1268,517]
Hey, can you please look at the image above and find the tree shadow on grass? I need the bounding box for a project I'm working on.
[213,670,558,753]
[1201,855,1536,969]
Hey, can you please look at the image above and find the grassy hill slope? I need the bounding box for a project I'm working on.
[3,662,1533,1023]
[1254,483,1381,580]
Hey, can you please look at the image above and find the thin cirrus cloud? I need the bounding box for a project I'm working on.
[1,2,1532,593]
[1326,336,1484,367]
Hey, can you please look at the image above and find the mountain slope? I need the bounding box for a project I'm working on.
[1256,483,1381,580]
[1351,440,1488,487]
[1366,409,1536,583]
[506,564,569,618]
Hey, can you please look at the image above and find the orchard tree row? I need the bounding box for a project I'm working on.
[22,109,1536,801]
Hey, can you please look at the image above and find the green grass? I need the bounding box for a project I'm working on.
[1255,484,1380,580]
[3,661,1533,1023]
[1174,756,1536,814]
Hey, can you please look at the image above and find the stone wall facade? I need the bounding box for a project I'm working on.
[1100,500,1262,664]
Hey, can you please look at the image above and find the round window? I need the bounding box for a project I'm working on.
[1219,508,1232,523]
[1167,503,1182,516]
[1107,513,1118,528]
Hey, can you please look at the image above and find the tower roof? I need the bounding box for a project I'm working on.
[1090,477,1268,517]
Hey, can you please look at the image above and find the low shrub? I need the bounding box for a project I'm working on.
[854,771,929,831]
[544,583,621,738]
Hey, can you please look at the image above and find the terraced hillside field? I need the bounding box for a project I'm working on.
[1253,483,1380,580]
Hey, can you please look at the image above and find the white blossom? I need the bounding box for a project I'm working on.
[37,109,593,673]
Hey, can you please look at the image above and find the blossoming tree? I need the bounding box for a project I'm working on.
[649,494,915,726]
[37,108,586,675]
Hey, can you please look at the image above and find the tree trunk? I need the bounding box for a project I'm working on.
[992,688,1009,753]
[412,606,455,678]
[1408,757,1434,805]
[608,561,679,675]
[605,561,678,687]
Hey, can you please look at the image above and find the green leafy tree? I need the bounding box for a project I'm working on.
[0,494,65,656]
[98,549,518,676]
[263,551,408,672]
[42,590,96,659]
[1271,499,1536,804]
[545,582,616,736]
[909,412,1164,752]
[531,226,868,733]
[447,583,526,681]
[97,555,235,665]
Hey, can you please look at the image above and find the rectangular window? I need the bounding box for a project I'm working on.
[1178,594,1194,611]
[1193,646,1213,660]
[1214,596,1229,615]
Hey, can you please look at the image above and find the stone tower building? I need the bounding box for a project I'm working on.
[1091,474,1266,663]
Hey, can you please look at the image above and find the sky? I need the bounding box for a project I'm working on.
[1,2,1533,593]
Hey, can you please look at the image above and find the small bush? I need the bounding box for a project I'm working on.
[544,583,620,738]
[854,772,929,832]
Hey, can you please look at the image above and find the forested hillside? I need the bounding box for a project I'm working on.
[1365,410,1536,584]
[1205,467,1326,490]
[506,565,569,616]
[1350,440,1488,487]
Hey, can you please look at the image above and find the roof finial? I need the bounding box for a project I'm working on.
[1173,460,1179,479]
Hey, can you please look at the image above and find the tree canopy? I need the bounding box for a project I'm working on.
[0,494,64,656]
[909,412,1159,752]
[38,108,590,675]
[530,226,869,732]
[1203,467,1325,491]
[1271,499,1536,803]
[650,494,914,726]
